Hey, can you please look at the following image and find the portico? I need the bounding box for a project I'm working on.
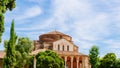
[54,50,89,68]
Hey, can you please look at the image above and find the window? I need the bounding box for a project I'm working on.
[63,45,64,51]
[67,45,69,51]
[58,44,60,50]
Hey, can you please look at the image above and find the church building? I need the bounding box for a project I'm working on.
[33,31,91,68]
[0,31,91,68]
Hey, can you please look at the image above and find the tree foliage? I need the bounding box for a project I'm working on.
[3,20,17,68]
[100,53,116,68]
[3,21,34,68]
[15,37,33,68]
[89,46,100,68]
[115,58,120,68]
[0,0,16,42]
[36,50,64,68]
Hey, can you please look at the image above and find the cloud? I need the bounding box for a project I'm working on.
[103,39,120,48]
[49,0,120,58]
[74,38,94,49]
[52,0,92,23]
[2,0,120,58]
[15,18,54,31]
[99,48,120,58]
[72,14,111,41]
[16,5,42,20]
[51,0,113,41]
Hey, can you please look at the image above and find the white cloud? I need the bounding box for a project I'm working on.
[74,38,94,49]
[53,0,92,23]
[2,0,120,58]
[103,39,120,48]
[51,0,114,42]
[15,18,54,31]
[99,48,120,58]
[72,13,111,41]
[16,5,42,20]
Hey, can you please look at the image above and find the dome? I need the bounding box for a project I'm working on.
[45,30,66,35]
[39,31,72,42]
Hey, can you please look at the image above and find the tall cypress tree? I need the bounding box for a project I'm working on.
[89,46,100,68]
[3,20,17,68]
[0,0,16,42]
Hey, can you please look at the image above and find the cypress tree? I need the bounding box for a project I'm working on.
[3,20,17,68]
[89,46,100,68]
[0,0,16,42]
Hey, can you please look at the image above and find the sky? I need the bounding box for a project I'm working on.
[0,0,120,58]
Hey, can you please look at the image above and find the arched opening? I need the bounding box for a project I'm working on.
[61,56,65,60]
[79,56,82,68]
[63,45,64,51]
[73,57,77,68]
[67,45,69,51]
[67,56,71,68]
[58,44,60,50]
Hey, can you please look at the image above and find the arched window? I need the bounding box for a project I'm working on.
[58,44,60,50]
[63,45,64,51]
[67,45,69,51]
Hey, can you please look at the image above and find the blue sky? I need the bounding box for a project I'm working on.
[0,0,120,58]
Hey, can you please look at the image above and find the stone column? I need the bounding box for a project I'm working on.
[33,56,36,68]
[80,63,82,68]
[82,56,85,68]
[85,57,87,68]
[76,57,79,68]
[65,56,67,68]
[71,56,73,68]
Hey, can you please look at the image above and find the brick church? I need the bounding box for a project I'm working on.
[0,31,91,68]
[32,31,91,68]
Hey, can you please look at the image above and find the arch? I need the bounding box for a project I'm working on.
[79,56,82,68]
[67,45,69,51]
[63,45,64,51]
[67,56,71,68]
[58,44,60,50]
[61,56,65,60]
[73,57,77,68]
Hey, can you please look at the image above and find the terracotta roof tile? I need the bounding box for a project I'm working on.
[31,49,46,55]
[54,50,87,56]
[45,30,66,35]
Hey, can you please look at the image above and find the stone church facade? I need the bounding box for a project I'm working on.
[33,31,91,68]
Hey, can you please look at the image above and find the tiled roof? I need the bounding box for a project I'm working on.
[31,49,46,55]
[54,50,88,56]
[45,30,66,35]
[0,51,5,59]
[0,49,47,58]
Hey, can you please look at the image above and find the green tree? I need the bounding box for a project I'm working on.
[0,0,16,42]
[115,58,120,68]
[3,20,17,68]
[100,53,116,68]
[15,37,33,68]
[89,46,100,68]
[36,50,64,68]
